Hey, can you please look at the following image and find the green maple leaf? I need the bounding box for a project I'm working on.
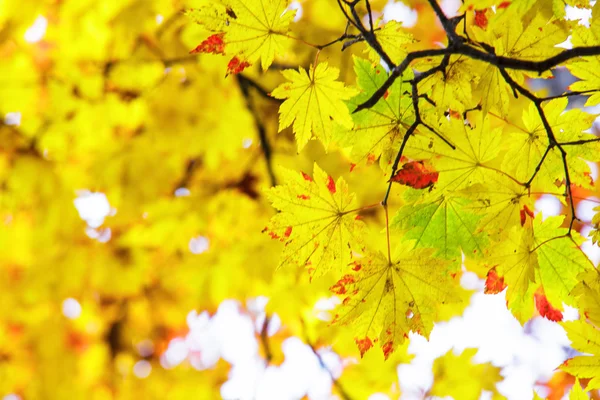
[390,192,488,264]
[334,57,415,171]
[484,215,593,324]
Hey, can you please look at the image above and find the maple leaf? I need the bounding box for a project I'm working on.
[334,57,415,171]
[567,379,589,400]
[561,320,600,390]
[472,11,569,113]
[430,348,504,400]
[365,20,414,65]
[265,163,363,277]
[502,99,599,190]
[482,215,593,324]
[391,192,488,264]
[331,242,462,358]
[570,268,600,326]
[415,55,480,112]
[407,112,503,193]
[462,176,535,236]
[187,0,296,70]
[271,62,358,151]
[389,161,438,189]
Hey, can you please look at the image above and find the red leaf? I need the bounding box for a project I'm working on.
[474,10,488,29]
[498,1,511,8]
[355,337,373,357]
[535,291,563,322]
[190,33,225,55]
[326,176,336,194]
[484,267,507,294]
[297,194,310,200]
[389,161,438,189]
[284,226,292,238]
[227,56,251,75]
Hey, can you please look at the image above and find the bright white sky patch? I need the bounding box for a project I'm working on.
[4,112,21,126]
[174,187,191,197]
[398,290,571,399]
[24,16,47,43]
[133,360,152,378]
[383,1,418,28]
[189,236,210,254]
[535,194,563,220]
[288,1,303,22]
[155,14,164,25]
[580,225,600,266]
[74,191,112,228]
[440,0,461,18]
[62,298,82,319]
[576,196,600,222]
[566,5,592,26]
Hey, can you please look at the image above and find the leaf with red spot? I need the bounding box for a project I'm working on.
[186,0,296,71]
[265,163,364,277]
[333,57,415,173]
[332,241,462,358]
[480,215,592,325]
[474,10,488,29]
[484,267,507,294]
[389,161,438,189]
[190,33,225,55]
[535,290,563,321]
[326,176,336,194]
[355,337,373,358]
[519,204,535,227]
[226,56,251,75]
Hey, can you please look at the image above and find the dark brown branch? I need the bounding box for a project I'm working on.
[426,0,461,43]
[237,75,278,187]
[356,44,600,112]
[260,316,273,363]
[338,0,395,69]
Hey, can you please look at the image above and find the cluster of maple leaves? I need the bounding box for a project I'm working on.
[186,0,600,392]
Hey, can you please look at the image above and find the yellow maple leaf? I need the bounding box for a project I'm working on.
[430,348,504,400]
[483,215,592,324]
[366,20,414,65]
[186,0,296,71]
[571,268,600,326]
[331,241,462,358]
[265,163,364,277]
[271,62,358,151]
[561,320,600,390]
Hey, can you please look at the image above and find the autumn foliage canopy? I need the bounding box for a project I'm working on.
[3,0,600,398]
